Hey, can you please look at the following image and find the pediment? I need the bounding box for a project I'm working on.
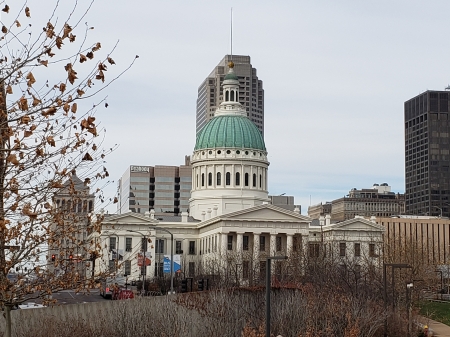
[102,212,158,225]
[220,204,311,224]
[327,218,384,232]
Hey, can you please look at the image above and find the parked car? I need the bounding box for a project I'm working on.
[100,276,126,299]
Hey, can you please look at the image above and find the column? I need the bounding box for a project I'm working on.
[253,232,261,277]
[286,234,293,255]
[236,233,243,255]
[270,234,276,256]
[221,233,228,256]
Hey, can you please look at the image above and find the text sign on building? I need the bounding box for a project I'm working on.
[163,255,181,273]
[130,166,149,173]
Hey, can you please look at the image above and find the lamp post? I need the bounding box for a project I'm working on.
[406,282,413,337]
[266,255,288,337]
[127,229,149,295]
[383,263,412,337]
[153,226,174,295]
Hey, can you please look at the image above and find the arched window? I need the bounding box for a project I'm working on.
[230,90,235,101]
[201,173,205,187]
[236,92,239,101]
[196,174,199,187]
[260,174,262,188]
[208,172,212,186]
[56,199,60,208]
[244,173,249,186]
[225,90,229,101]
[61,199,66,209]
[217,172,221,186]
[226,172,231,185]
[236,172,240,186]
[88,201,93,212]
[253,174,256,187]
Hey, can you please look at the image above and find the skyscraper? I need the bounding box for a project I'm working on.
[117,157,192,216]
[404,90,450,217]
[196,55,264,136]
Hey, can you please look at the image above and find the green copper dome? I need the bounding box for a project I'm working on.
[195,115,266,151]
[224,72,239,81]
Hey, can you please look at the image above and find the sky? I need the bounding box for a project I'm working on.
[12,0,450,214]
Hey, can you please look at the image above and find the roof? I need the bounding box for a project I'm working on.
[195,115,266,151]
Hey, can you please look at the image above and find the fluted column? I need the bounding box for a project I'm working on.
[270,234,276,256]
[221,233,228,257]
[286,234,293,255]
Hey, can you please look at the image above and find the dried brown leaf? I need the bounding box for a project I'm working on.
[71,103,77,113]
[20,116,31,124]
[46,136,55,147]
[42,107,56,117]
[25,7,30,17]
[76,89,84,97]
[69,33,76,42]
[15,20,20,28]
[26,72,36,87]
[59,83,66,93]
[113,197,118,204]
[2,5,9,13]
[86,51,94,60]
[79,54,87,63]
[63,103,70,113]
[1,26,7,34]
[92,42,101,52]
[40,60,48,67]
[82,153,93,161]
[6,154,19,166]
[62,24,72,39]
[55,36,63,49]
[18,96,28,111]
[32,96,41,106]
[6,85,12,94]
[107,57,115,65]
[68,69,77,84]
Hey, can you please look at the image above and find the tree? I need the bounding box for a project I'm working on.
[0,1,136,335]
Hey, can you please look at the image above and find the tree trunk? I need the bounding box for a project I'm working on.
[4,304,11,337]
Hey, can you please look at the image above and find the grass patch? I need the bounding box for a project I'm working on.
[418,300,450,326]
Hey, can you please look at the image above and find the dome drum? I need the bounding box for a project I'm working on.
[191,148,268,164]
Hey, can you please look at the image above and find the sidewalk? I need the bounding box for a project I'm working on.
[418,316,450,336]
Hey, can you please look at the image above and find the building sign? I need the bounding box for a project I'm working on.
[163,255,181,273]
[137,252,152,266]
[130,165,149,173]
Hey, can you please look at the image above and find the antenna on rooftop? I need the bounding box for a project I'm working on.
[230,8,233,61]
[446,84,450,91]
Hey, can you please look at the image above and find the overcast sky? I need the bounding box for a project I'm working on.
[18,0,450,214]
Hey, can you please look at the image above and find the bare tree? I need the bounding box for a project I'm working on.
[0,1,136,335]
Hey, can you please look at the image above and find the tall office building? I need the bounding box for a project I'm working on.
[196,55,264,136]
[117,157,192,216]
[404,90,450,217]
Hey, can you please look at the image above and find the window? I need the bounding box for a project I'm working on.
[230,90,235,101]
[217,172,221,186]
[260,174,262,188]
[369,243,376,257]
[243,261,249,279]
[293,235,301,252]
[155,262,164,277]
[141,239,148,252]
[236,172,240,186]
[124,260,131,276]
[109,260,115,272]
[243,235,249,250]
[225,91,229,101]
[340,243,346,257]
[201,173,205,187]
[196,174,198,187]
[354,264,361,279]
[189,262,195,277]
[244,173,249,186]
[354,243,361,257]
[252,174,256,187]
[226,172,231,185]
[309,243,320,258]
[189,241,196,255]
[227,235,233,250]
[276,236,282,252]
[155,239,164,254]
[125,238,132,252]
[260,235,266,251]
[109,237,116,250]
[176,241,183,254]
[208,172,212,186]
[259,261,266,280]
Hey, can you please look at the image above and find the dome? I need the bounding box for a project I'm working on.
[224,72,239,81]
[195,115,266,151]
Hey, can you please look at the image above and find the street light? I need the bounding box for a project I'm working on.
[406,282,413,337]
[127,229,149,295]
[153,226,174,295]
[266,255,288,337]
[383,263,412,337]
